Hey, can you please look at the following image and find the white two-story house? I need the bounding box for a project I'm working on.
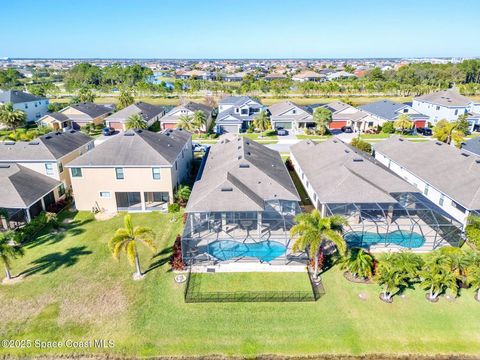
[0,90,49,123]
[215,96,263,134]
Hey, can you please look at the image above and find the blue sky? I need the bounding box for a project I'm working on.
[1,0,479,58]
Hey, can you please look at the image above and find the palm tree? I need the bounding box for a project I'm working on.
[117,90,135,110]
[394,114,413,133]
[109,214,157,280]
[125,113,147,130]
[433,119,464,147]
[290,210,347,279]
[177,114,195,132]
[466,260,480,302]
[340,247,374,279]
[313,107,332,135]
[192,110,207,133]
[0,231,24,280]
[420,264,458,301]
[0,103,27,135]
[253,110,271,132]
[175,185,192,206]
[376,258,407,302]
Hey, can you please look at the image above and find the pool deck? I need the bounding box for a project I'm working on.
[191,262,307,273]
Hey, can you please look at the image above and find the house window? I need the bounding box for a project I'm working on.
[152,168,161,180]
[71,168,82,177]
[100,192,111,198]
[436,106,440,110]
[58,162,64,173]
[424,185,429,196]
[403,108,408,113]
[115,168,124,180]
[454,109,458,116]
[241,108,248,115]
[175,161,177,171]
[292,109,296,114]
[45,163,54,176]
[25,104,28,109]
[439,194,445,206]
[59,183,65,196]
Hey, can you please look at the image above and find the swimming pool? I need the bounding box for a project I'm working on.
[207,240,286,262]
[345,230,425,248]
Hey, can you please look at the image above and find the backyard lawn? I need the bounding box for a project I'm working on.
[1,210,480,357]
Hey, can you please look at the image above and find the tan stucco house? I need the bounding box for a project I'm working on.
[0,130,95,194]
[37,102,113,131]
[66,129,192,213]
[104,102,165,131]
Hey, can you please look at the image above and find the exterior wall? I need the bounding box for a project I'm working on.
[289,153,320,209]
[374,151,469,225]
[412,99,469,124]
[13,99,49,123]
[70,166,175,212]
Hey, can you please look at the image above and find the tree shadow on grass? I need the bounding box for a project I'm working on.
[21,246,92,277]
[144,245,173,274]
[25,218,93,249]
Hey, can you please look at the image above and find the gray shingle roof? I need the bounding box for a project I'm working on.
[360,99,427,121]
[69,102,112,119]
[268,101,313,122]
[290,138,418,204]
[0,90,46,104]
[462,137,480,157]
[161,102,213,124]
[186,137,300,212]
[0,163,60,208]
[67,129,191,167]
[0,130,93,161]
[375,136,480,210]
[219,96,257,106]
[414,90,472,107]
[104,102,164,123]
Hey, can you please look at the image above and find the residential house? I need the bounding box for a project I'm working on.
[216,96,263,134]
[0,90,49,122]
[318,101,376,131]
[325,71,357,81]
[0,163,64,228]
[360,99,429,128]
[223,72,249,82]
[264,73,287,81]
[267,101,314,132]
[66,129,192,213]
[104,102,165,131]
[292,70,325,82]
[160,102,213,131]
[182,136,301,266]
[176,69,214,80]
[0,130,94,192]
[374,136,480,226]
[37,102,112,130]
[290,138,463,251]
[412,89,480,128]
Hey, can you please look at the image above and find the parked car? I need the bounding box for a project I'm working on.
[193,142,209,152]
[277,129,289,136]
[102,127,115,136]
[341,126,353,133]
[417,127,432,136]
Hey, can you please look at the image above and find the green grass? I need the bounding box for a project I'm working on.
[288,168,313,206]
[296,134,332,140]
[191,272,312,292]
[1,210,480,357]
[242,133,278,140]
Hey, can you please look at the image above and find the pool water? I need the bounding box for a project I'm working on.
[345,230,425,248]
[207,240,286,262]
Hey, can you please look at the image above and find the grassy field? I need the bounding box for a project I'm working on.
[1,210,480,357]
[242,133,278,140]
[190,272,312,292]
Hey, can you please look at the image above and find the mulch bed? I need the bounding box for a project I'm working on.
[343,271,374,284]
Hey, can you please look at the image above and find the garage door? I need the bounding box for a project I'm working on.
[414,120,427,128]
[106,121,124,130]
[220,125,239,133]
[162,123,176,129]
[274,122,292,130]
[329,121,347,129]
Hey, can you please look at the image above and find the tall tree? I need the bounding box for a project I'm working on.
[77,87,96,103]
[253,110,271,132]
[340,247,375,279]
[192,110,207,133]
[290,210,347,279]
[0,231,24,280]
[125,114,147,130]
[117,90,135,110]
[0,102,26,134]
[109,214,157,280]
[433,119,465,147]
[177,114,195,132]
[313,107,332,135]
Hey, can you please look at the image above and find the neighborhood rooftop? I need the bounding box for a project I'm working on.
[0,130,93,161]
[375,136,480,209]
[290,138,418,204]
[0,163,60,209]
[414,89,473,107]
[0,90,47,104]
[186,137,300,213]
[68,102,112,118]
[104,101,164,122]
[67,128,191,167]
[359,99,425,121]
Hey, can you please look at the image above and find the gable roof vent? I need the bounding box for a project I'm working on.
[237,155,242,160]
[398,138,404,142]
[344,149,350,153]
[45,135,52,139]
[29,141,40,145]
[69,129,76,133]
[435,141,443,146]
[461,152,470,157]
[221,187,233,192]
[239,163,250,168]
[4,141,15,145]
[124,133,135,137]
[353,158,364,162]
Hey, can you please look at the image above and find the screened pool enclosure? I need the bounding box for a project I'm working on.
[324,192,463,251]
[181,200,308,265]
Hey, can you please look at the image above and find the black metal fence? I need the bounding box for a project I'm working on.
[183,268,325,303]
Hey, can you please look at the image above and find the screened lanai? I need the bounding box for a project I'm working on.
[181,200,307,265]
[325,192,463,251]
